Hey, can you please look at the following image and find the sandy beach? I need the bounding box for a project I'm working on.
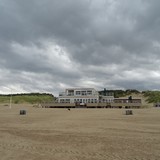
[0,104,160,160]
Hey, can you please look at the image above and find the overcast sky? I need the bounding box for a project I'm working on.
[0,0,160,95]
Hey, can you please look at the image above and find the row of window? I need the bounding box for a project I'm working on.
[59,98,98,103]
[59,99,113,103]
[100,99,114,102]
[74,99,97,103]
[75,91,92,95]
[59,99,70,103]
[59,99,141,103]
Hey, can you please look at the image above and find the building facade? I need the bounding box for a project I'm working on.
[58,88,99,104]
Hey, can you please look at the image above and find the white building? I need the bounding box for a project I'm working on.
[58,88,99,103]
[58,88,114,104]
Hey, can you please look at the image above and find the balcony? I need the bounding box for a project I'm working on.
[59,92,74,96]
[59,92,66,96]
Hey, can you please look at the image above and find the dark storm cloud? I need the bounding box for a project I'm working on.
[0,0,160,95]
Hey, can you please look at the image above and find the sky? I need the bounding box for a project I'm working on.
[0,0,160,96]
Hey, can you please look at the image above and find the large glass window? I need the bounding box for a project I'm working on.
[76,91,81,95]
[87,91,92,95]
[82,91,86,95]
[65,99,70,103]
[68,90,74,96]
[60,99,65,103]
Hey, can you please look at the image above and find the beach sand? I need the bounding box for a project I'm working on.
[0,104,160,160]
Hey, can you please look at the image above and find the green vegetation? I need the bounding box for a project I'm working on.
[99,89,140,98]
[143,91,160,103]
[0,93,55,104]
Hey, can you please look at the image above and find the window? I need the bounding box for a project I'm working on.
[87,91,92,95]
[65,99,70,103]
[60,99,65,103]
[68,90,74,96]
[82,91,86,95]
[76,91,81,95]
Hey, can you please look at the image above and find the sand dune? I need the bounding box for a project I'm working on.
[0,104,160,160]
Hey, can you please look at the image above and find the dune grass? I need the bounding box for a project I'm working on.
[143,91,160,103]
[0,93,55,104]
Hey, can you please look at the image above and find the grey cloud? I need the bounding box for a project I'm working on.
[0,0,160,94]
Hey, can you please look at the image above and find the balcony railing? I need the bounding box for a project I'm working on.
[59,92,66,96]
